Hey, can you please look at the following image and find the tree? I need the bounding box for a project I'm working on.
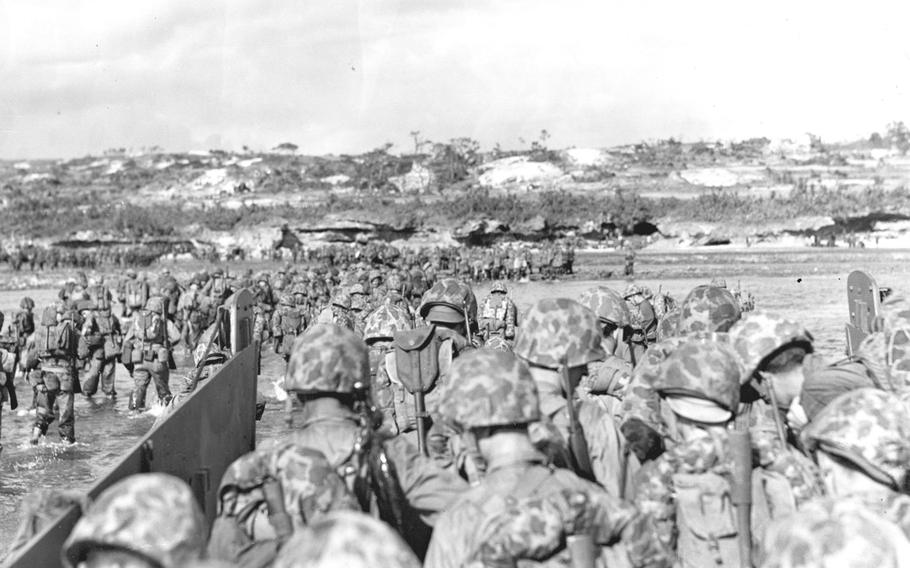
[273,142,298,153]
[886,122,910,155]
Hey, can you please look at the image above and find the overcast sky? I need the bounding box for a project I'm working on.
[1,0,909,159]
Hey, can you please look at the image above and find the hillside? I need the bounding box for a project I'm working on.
[3,134,910,255]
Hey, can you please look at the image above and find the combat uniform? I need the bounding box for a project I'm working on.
[80,300,122,397]
[123,297,181,410]
[478,281,517,344]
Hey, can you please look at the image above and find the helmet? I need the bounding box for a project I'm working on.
[63,473,205,568]
[284,324,369,395]
[438,350,540,429]
[363,304,412,343]
[418,278,477,326]
[19,296,34,310]
[348,283,366,296]
[125,268,137,278]
[760,498,910,568]
[656,308,680,341]
[330,292,351,311]
[483,335,512,352]
[577,286,630,327]
[655,339,743,423]
[368,269,382,282]
[512,298,605,368]
[490,281,508,294]
[218,450,271,496]
[678,285,742,335]
[291,283,308,297]
[386,274,403,292]
[270,444,358,527]
[273,511,421,568]
[880,295,910,387]
[728,311,814,379]
[145,296,165,313]
[623,283,642,300]
[278,293,296,307]
[801,388,910,491]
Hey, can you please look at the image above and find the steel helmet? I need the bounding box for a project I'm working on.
[386,273,403,292]
[655,339,743,424]
[678,285,742,335]
[578,286,631,327]
[880,295,910,387]
[438,349,540,429]
[418,278,477,326]
[363,304,412,344]
[513,298,605,368]
[19,296,35,310]
[490,281,508,294]
[728,311,814,380]
[145,296,165,313]
[273,511,421,568]
[656,308,681,341]
[330,292,351,311]
[801,388,910,491]
[63,473,205,568]
[278,292,296,307]
[284,324,369,395]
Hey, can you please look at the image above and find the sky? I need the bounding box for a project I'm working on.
[1,0,909,159]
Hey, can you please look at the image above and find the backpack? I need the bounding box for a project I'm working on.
[673,472,741,568]
[35,309,74,359]
[135,312,164,344]
[125,280,148,309]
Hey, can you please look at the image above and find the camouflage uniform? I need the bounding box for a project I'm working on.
[271,292,308,362]
[281,324,468,556]
[426,349,670,568]
[630,340,744,566]
[273,511,422,568]
[207,443,359,566]
[624,284,658,354]
[728,312,823,512]
[315,292,354,330]
[63,473,206,568]
[123,296,182,410]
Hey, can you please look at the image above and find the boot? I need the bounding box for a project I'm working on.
[29,426,42,445]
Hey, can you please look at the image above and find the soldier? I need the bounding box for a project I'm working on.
[122,296,181,411]
[207,443,359,566]
[426,349,670,568]
[623,284,657,357]
[577,286,634,418]
[315,292,354,330]
[677,284,742,336]
[120,268,149,317]
[630,340,746,567]
[26,304,81,444]
[280,324,467,558]
[273,511,422,568]
[80,297,122,398]
[271,292,308,363]
[362,304,413,438]
[512,298,629,497]
[800,388,910,538]
[477,281,517,345]
[62,473,206,568]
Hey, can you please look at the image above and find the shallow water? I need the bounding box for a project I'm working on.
[0,249,906,555]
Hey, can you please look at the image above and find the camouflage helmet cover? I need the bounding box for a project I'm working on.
[678,285,742,335]
[284,324,369,394]
[656,308,681,341]
[330,292,352,311]
[759,498,910,568]
[63,473,205,568]
[19,296,35,310]
[438,349,540,428]
[272,511,421,568]
[801,388,910,490]
[880,295,910,387]
[145,296,165,313]
[490,280,508,294]
[622,283,642,299]
[577,286,631,327]
[386,273,403,292]
[512,298,606,368]
[728,311,814,379]
[655,339,743,420]
[363,304,412,343]
[278,292,296,307]
[418,278,477,324]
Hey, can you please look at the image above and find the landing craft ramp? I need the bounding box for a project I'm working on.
[4,289,259,568]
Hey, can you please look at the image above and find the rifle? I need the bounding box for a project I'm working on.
[760,371,789,446]
[561,358,595,482]
[728,429,753,568]
[5,327,19,410]
[161,298,176,370]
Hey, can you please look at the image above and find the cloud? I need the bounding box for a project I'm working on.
[1,0,910,158]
